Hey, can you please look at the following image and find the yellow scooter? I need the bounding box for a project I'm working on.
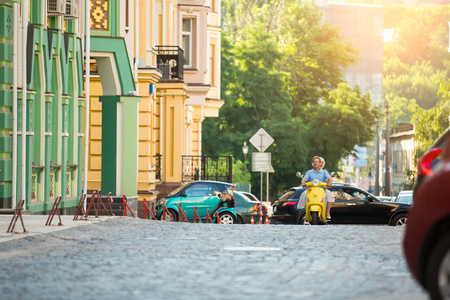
[296,172,335,225]
[304,179,327,225]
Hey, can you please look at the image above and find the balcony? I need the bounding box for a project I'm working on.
[156,46,184,81]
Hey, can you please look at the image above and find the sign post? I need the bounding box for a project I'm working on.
[250,128,274,223]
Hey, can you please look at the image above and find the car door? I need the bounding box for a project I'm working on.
[341,188,391,224]
[180,183,221,218]
[328,187,347,224]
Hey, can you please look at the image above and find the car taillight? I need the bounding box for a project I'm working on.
[253,203,259,211]
[418,148,443,176]
[281,201,297,207]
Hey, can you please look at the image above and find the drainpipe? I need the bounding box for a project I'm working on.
[135,0,139,94]
[21,0,28,204]
[83,0,91,203]
[200,106,204,155]
[160,96,163,181]
[12,3,18,208]
[162,0,166,45]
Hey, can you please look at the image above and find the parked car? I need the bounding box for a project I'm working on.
[234,191,269,224]
[155,181,237,224]
[414,127,450,194]
[270,184,411,226]
[241,191,273,217]
[394,190,413,205]
[404,133,450,300]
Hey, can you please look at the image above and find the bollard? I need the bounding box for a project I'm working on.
[7,199,26,233]
[122,194,136,218]
[216,212,221,224]
[101,192,114,216]
[206,209,214,223]
[45,196,63,226]
[178,203,182,222]
[73,194,87,220]
[193,206,203,223]
[143,197,157,220]
[85,191,99,218]
[181,210,189,223]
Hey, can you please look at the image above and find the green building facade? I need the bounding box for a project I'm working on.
[0,0,139,213]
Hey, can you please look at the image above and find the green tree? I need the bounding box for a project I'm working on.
[410,79,450,161]
[275,0,359,112]
[301,83,379,172]
[384,5,450,68]
[203,0,379,195]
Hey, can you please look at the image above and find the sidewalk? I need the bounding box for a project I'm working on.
[0,214,117,244]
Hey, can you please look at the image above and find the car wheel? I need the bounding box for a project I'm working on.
[391,214,407,226]
[236,215,243,224]
[298,213,310,225]
[426,233,450,300]
[311,212,319,225]
[219,212,235,224]
[160,209,177,221]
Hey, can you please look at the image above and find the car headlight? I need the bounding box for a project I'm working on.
[312,179,320,186]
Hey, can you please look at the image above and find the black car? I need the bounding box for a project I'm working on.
[270,184,411,226]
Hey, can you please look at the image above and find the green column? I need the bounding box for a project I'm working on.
[99,95,140,196]
[61,96,69,201]
[78,98,84,197]
[43,94,53,208]
[0,5,13,207]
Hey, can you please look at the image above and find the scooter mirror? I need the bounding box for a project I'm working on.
[330,172,336,177]
[296,172,303,178]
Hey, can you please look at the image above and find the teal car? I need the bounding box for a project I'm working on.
[234,191,269,224]
[156,181,237,224]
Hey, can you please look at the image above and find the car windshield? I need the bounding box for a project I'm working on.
[166,182,193,197]
[243,193,260,202]
[235,192,254,202]
[279,190,296,201]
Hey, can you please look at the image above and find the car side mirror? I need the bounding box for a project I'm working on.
[216,192,222,199]
[367,195,375,202]
[182,192,188,197]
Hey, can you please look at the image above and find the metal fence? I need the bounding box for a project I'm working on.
[154,155,162,180]
[182,155,233,183]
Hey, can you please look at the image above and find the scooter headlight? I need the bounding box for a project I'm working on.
[312,179,320,186]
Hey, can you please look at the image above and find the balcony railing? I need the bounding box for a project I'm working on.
[156,46,184,81]
[182,155,233,183]
[153,155,162,181]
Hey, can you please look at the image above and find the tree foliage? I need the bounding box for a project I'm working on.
[410,79,450,161]
[383,5,450,129]
[203,0,379,196]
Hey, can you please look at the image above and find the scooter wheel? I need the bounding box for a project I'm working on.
[311,212,319,225]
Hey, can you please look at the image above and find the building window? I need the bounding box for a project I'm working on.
[182,18,192,67]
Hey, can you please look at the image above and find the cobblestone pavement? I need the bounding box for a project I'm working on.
[0,217,428,300]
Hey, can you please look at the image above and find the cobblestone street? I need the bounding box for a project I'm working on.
[0,217,428,300]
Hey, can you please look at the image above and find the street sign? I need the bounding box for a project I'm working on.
[249,128,274,152]
[252,153,271,172]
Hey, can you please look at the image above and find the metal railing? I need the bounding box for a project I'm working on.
[153,155,162,180]
[156,45,184,81]
[182,155,233,183]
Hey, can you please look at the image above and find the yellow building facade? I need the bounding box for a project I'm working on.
[86,0,223,214]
